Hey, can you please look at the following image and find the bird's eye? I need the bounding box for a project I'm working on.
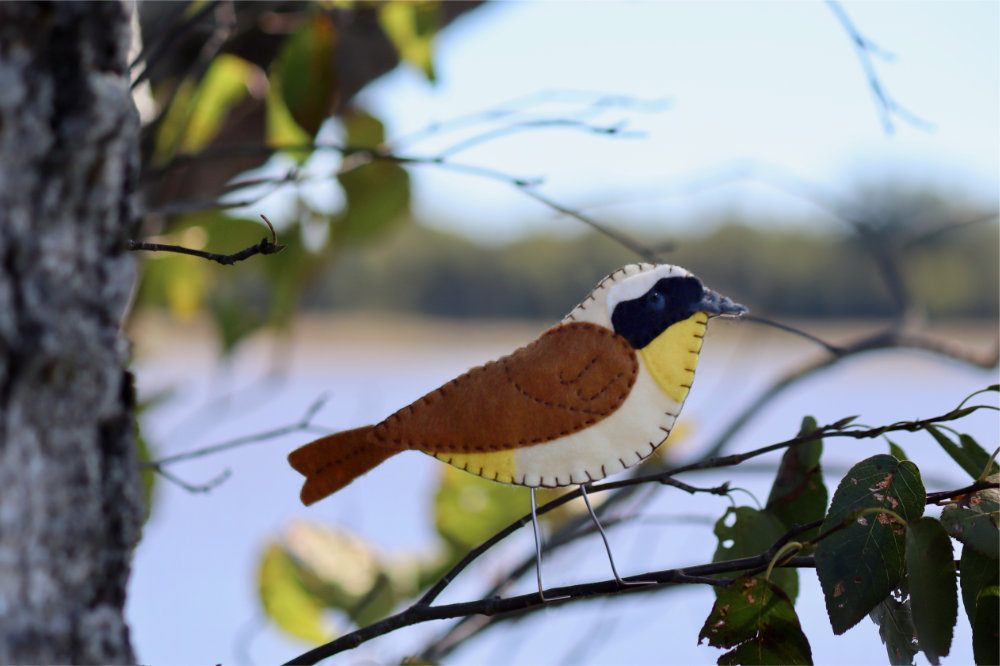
[648,291,665,310]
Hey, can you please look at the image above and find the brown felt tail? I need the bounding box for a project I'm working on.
[288,426,399,505]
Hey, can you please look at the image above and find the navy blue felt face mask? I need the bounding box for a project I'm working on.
[610,276,706,349]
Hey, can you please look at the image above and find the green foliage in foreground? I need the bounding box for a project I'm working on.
[261,386,999,666]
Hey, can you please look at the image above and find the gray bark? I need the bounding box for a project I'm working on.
[0,2,142,663]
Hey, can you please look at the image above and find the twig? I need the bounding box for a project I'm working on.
[826,0,933,134]
[130,1,224,89]
[143,393,330,468]
[387,89,671,152]
[435,118,641,159]
[905,210,1000,248]
[513,184,663,262]
[742,314,844,354]
[128,215,286,266]
[700,325,999,460]
[154,466,232,493]
[284,554,812,666]
[925,479,999,505]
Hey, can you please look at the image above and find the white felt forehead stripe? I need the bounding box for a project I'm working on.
[605,264,693,321]
[563,262,652,325]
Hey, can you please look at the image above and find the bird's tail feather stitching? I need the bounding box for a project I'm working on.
[288,426,398,505]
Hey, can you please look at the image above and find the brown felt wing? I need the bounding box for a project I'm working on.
[370,322,638,453]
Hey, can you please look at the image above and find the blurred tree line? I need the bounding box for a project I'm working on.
[312,216,999,321]
[139,201,998,335]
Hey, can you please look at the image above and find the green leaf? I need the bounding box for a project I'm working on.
[258,542,333,644]
[698,576,812,665]
[765,416,828,543]
[343,109,388,149]
[209,286,268,353]
[134,425,156,525]
[973,585,999,666]
[869,595,918,666]
[814,455,925,634]
[377,2,439,80]
[336,112,410,242]
[152,77,198,166]
[886,438,909,461]
[132,388,171,527]
[960,545,1000,627]
[274,13,338,136]
[713,507,798,602]
[905,518,957,664]
[941,478,1000,559]
[926,426,997,480]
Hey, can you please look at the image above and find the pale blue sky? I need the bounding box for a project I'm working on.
[346,0,999,241]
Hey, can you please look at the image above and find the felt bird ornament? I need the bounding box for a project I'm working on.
[289,263,745,597]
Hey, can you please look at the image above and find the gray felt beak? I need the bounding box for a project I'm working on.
[694,288,747,318]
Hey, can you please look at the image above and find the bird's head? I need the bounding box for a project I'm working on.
[605,265,746,349]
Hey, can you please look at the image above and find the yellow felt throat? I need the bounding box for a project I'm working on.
[639,311,708,403]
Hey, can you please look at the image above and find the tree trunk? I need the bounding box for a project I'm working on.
[0,2,141,663]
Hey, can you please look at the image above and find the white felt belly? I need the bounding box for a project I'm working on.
[511,361,682,487]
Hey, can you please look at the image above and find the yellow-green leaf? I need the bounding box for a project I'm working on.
[283,521,395,627]
[377,2,438,80]
[258,542,333,644]
[153,54,255,164]
[434,465,530,554]
[182,54,255,152]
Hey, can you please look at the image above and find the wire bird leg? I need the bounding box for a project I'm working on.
[530,488,569,602]
[580,483,654,588]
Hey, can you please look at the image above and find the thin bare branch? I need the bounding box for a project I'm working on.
[154,466,232,493]
[514,184,663,262]
[905,210,1000,248]
[128,214,286,266]
[284,554,808,666]
[700,325,999,459]
[130,1,225,88]
[143,393,330,468]
[826,0,934,134]
[387,89,671,151]
[435,118,642,159]
[925,479,999,505]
